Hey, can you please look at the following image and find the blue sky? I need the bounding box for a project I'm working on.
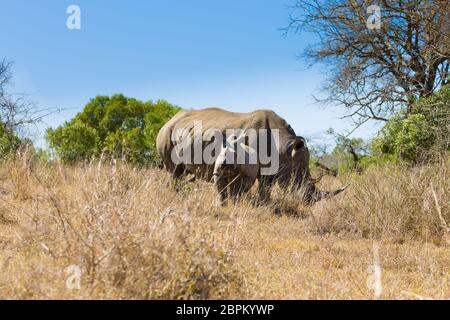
[1,0,381,149]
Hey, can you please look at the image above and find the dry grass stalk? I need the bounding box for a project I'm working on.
[0,155,448,299]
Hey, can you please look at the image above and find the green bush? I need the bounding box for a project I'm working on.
[47,120,100,163]
[0,125,23,160]
[373,86,450,163]
[373,113,435,162]
[46,94,180,164]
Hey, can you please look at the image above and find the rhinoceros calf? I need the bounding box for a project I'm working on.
[156,107,348,205]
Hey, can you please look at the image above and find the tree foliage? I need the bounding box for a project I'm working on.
[46,120,100,163]
[373,85,450,162]
[46,95,180,164]
[328,128,371,172]
[309,128,371,174]
[0,124,22,160]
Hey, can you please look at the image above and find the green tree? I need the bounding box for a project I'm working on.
[373,85,450,162]
[46,120,100,163]
[144,100,180,156]
[324,128,371,173]
[0,124,22,160]
[104,128,149,164]
[46,94,180,164]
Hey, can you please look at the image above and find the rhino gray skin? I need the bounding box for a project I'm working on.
[156,107,348,205]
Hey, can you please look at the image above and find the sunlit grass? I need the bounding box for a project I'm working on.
[0,155,448,299]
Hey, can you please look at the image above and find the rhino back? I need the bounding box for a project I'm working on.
[171,108,295,134]
[157,107,297,174]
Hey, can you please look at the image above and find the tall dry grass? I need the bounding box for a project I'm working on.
[0,156,243,299]
[0,154,448,299]
[308,159,450,244]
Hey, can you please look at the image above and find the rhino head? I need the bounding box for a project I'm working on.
[276,136,349,204]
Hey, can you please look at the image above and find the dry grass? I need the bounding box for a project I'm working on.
[0,155,448,299]
[308,161,450,244]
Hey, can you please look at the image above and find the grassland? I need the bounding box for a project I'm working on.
[0,154,448,299]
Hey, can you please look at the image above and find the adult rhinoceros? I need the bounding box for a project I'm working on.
[156,107,348,204]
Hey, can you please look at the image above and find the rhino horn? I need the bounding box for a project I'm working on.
[310,173,325,184]
[306,183,349,204]
[320,184,350,199]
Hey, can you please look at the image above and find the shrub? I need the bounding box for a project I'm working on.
[47,120,100,163]
[373,86,450,163]
[0,125,22,160]
[46,95,180,165]
[373,113,435,162]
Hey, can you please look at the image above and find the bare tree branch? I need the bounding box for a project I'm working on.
[287,0,450,126]
[0,59,68,144]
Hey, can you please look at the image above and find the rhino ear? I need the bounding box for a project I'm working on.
[291,137,306,158]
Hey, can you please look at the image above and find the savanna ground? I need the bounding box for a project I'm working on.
[0,154,448,299]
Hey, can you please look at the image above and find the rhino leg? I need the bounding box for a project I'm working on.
[213,146,231,205]
[215,172,252,205]
[214,171,250,206]
[172,164,186,179]
[168,164,190,192]
[257,176,274,204]
[229,176,254,204]
[213,144,257,205]
[214,174,229,206]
